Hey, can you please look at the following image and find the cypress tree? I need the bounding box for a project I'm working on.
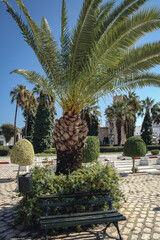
[141,109,153,145]
[32,102,53,153]
[84,113,99,136]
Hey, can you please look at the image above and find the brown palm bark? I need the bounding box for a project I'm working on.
[53,111,88,175]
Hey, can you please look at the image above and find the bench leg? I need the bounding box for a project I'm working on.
[44,229,48,240]
[113,222,123,240]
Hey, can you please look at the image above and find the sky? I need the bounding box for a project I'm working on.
[0,0,160,129]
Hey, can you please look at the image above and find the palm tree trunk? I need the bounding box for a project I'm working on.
[116,121,121,146]
[25,114,28,138]
[14,103,18,145]
[53,111,88,175]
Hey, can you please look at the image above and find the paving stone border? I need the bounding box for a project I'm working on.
[1,171,160,239]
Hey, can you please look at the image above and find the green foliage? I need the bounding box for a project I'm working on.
[3,0,160,114]
[15,162,124,228]
[85,113,99,136]
[132,167,138,173]
[151,149,159,155]
[146,145,160,150]
[100,146,124,152]
[1,124,15,143]
[10,139,34,166]
[123,136,147,158]
[32,102,53,153]
[43,148,56,154]
[0,146,10,156]
[82,137,100,163]
[141,109,153,145]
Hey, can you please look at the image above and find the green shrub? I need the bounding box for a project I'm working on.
[100,146,124,152]
[15,162,124,228]
[82,136,100,163]
[151,150,159,155]
[10,139,34,166]
[43,148,56,154]
[147,145,160,150]
[123,136,146,173]
[0,146,10,156]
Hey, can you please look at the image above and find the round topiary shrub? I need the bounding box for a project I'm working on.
[11,139,34,166]
[123,136,146,173]
[82,136,100,163]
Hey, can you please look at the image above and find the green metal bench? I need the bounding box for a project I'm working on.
[39,192,126,240]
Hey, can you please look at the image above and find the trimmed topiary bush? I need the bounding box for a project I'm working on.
[0,146,10,156]
[123,136,146,173]
[15,162,124,228]
[151,149,159,155]
[10,139,34,175]
[82,136,100,163]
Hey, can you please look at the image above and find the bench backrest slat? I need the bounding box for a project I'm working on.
[39,191,110,200]
[40,196,113,208]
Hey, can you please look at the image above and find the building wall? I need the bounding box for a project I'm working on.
[97,127,108,144]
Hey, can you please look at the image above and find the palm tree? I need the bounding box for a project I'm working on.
[141,97,155,115]
[105,100,133,145]
[124,92,142,137]
[151,102,160,124]
[80,103,101,136]
[23,90,37,138]
[3,0,160,174]
[10,84,28,144]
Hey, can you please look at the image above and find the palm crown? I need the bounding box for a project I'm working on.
[2,0,160,114]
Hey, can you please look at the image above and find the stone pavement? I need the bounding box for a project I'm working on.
[0,171,160,239]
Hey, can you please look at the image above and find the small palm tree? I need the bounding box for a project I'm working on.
[3,0,160,174]
[141,97,155,115]
[10,85,28,144]
[124,92,142,137]
[105,100,133,145]
[23,91,37,138]
[151,102,160,124]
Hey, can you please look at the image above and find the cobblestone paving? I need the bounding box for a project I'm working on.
[0,172,160,240]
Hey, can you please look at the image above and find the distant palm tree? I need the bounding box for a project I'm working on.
[141,97,155,115]
[105,100,133,145]
[3,0,160,174]
[10,85,28,144]
[151,102,160,124]
[23,91,37,138]
[124,92,142,137]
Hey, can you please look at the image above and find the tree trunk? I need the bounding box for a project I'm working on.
[132,157,135,173]
[14,103,18,145]
[116,121,121,146]
[53,111,88,175]
[25,114,28,138]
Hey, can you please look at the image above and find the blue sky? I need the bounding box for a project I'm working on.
[0,0,160,128]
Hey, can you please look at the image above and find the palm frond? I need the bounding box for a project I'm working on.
[16,0,64,95]
[70,0,102,82]
[99,0,149,38]
[10,69,67,109]
[61,0,70,70]
[109,73,160,94]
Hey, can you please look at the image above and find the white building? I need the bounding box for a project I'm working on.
[134,123,160,144]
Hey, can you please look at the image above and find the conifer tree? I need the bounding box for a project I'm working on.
[141,109,153,145]
[32,102,53,153]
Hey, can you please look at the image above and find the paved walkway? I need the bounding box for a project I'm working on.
[1,171,160,239]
